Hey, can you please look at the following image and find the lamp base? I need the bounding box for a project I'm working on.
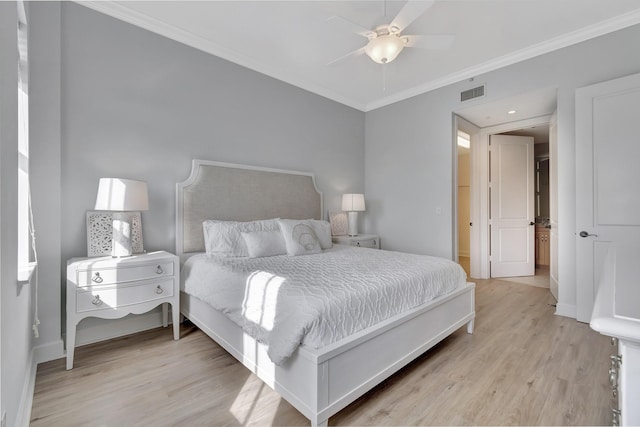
[347,211,359,236]
[111,212,133,257]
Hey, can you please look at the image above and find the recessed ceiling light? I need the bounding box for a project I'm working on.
[507,110,517,115]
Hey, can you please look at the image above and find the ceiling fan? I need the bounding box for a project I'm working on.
[327,0,454,66]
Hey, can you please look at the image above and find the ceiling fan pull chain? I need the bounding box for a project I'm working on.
[382,64,387,92]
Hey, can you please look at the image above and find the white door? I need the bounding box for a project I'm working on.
[575,72,640,322]
[490,134,535,278]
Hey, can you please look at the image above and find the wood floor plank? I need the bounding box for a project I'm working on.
[31,279,612,426]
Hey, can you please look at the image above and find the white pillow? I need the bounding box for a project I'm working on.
[241,230,287,258]
[307,219,332,249]
[202,219,279,257]
[277,219,321,256]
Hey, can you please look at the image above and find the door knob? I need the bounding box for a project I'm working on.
[579,231,598,238]
[529,221,535,226]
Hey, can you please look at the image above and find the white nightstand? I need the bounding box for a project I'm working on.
[66,251,180,370]
[332,234,380,249]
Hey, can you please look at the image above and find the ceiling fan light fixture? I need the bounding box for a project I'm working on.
[364,34,405,64]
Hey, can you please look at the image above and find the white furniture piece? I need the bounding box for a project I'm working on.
[590,244,640,426]
[66,250,180,370]
[332,233,380,249]
[176,160,475,427]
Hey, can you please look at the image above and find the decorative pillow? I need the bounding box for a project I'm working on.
[277,219,322,256]
[202,219,279,257]
[241,230,287,258]
[307,219,333,249]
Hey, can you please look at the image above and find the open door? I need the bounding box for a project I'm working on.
[490,134,535,278]
[575,72,640,322]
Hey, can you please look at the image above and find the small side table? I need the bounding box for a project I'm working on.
[332,234,380,249]
[66,250,180,369]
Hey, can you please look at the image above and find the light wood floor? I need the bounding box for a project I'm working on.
[31,279,613,426]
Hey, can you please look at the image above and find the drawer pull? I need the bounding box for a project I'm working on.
[92,272,103,283]
[156,285,164,294]
[92,295,103,306]
[612,408,621,426]
[156,265,164,274]
[609,368,618,388]
[611,354,622,367]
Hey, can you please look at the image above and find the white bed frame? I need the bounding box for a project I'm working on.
[176,160,475,426]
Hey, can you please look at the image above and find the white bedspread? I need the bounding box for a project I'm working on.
[182,245,467,365]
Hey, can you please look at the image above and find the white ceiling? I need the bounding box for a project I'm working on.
[79,1,640,112]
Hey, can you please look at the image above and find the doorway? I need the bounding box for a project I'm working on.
[452,87,558,286]
[493,127,551,287]
[454,116,479,278]
[457,129,471,276]
[480,118,553,285]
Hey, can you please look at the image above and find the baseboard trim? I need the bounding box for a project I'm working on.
[34,338,65,364]
[555,302,577,319]
[16,350,37,427]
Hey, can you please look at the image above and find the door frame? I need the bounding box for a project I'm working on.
[468,115,552,279]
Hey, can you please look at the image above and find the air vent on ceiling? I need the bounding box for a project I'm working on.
[461,85,485,102]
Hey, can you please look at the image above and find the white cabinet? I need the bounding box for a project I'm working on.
[535,227,550,266]
[332,234,380,249]
[590,245,640,426]
[66,251,180,370]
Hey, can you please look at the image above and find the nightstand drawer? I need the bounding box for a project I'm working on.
[332,234,380,249]
[76,278,174,313]
[351,238,378,248]
[77,262,174,287]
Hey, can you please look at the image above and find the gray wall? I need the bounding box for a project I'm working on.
[364,24,640,316]
[29,2,364,354]
[30,0,64,363]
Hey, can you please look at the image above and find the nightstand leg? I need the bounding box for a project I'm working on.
[171,303,180,340]
[162,303,168,327]
[66,321,76,370]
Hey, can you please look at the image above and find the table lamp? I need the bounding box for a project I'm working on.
[342,193,366,236]
[94,178,148,257]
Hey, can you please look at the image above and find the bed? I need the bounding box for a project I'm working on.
[176,159,476,426]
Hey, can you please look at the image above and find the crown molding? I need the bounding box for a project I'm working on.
[365,8,640,111]
[76,2,640,113]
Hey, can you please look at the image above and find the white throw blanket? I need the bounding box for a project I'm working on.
[182,245,466,365]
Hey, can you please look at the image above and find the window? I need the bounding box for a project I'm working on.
[17,0,34,278]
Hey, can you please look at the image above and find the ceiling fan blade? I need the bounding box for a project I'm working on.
[326,15,374,39]
[404,34,455,50]
[390,0,435,33]
[326,46,366,66]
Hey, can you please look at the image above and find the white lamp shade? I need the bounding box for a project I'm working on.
[95,178,149,211]
[342,193,366,212]
[364,34,405,64]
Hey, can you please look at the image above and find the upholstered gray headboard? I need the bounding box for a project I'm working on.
[176,160,323,261]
